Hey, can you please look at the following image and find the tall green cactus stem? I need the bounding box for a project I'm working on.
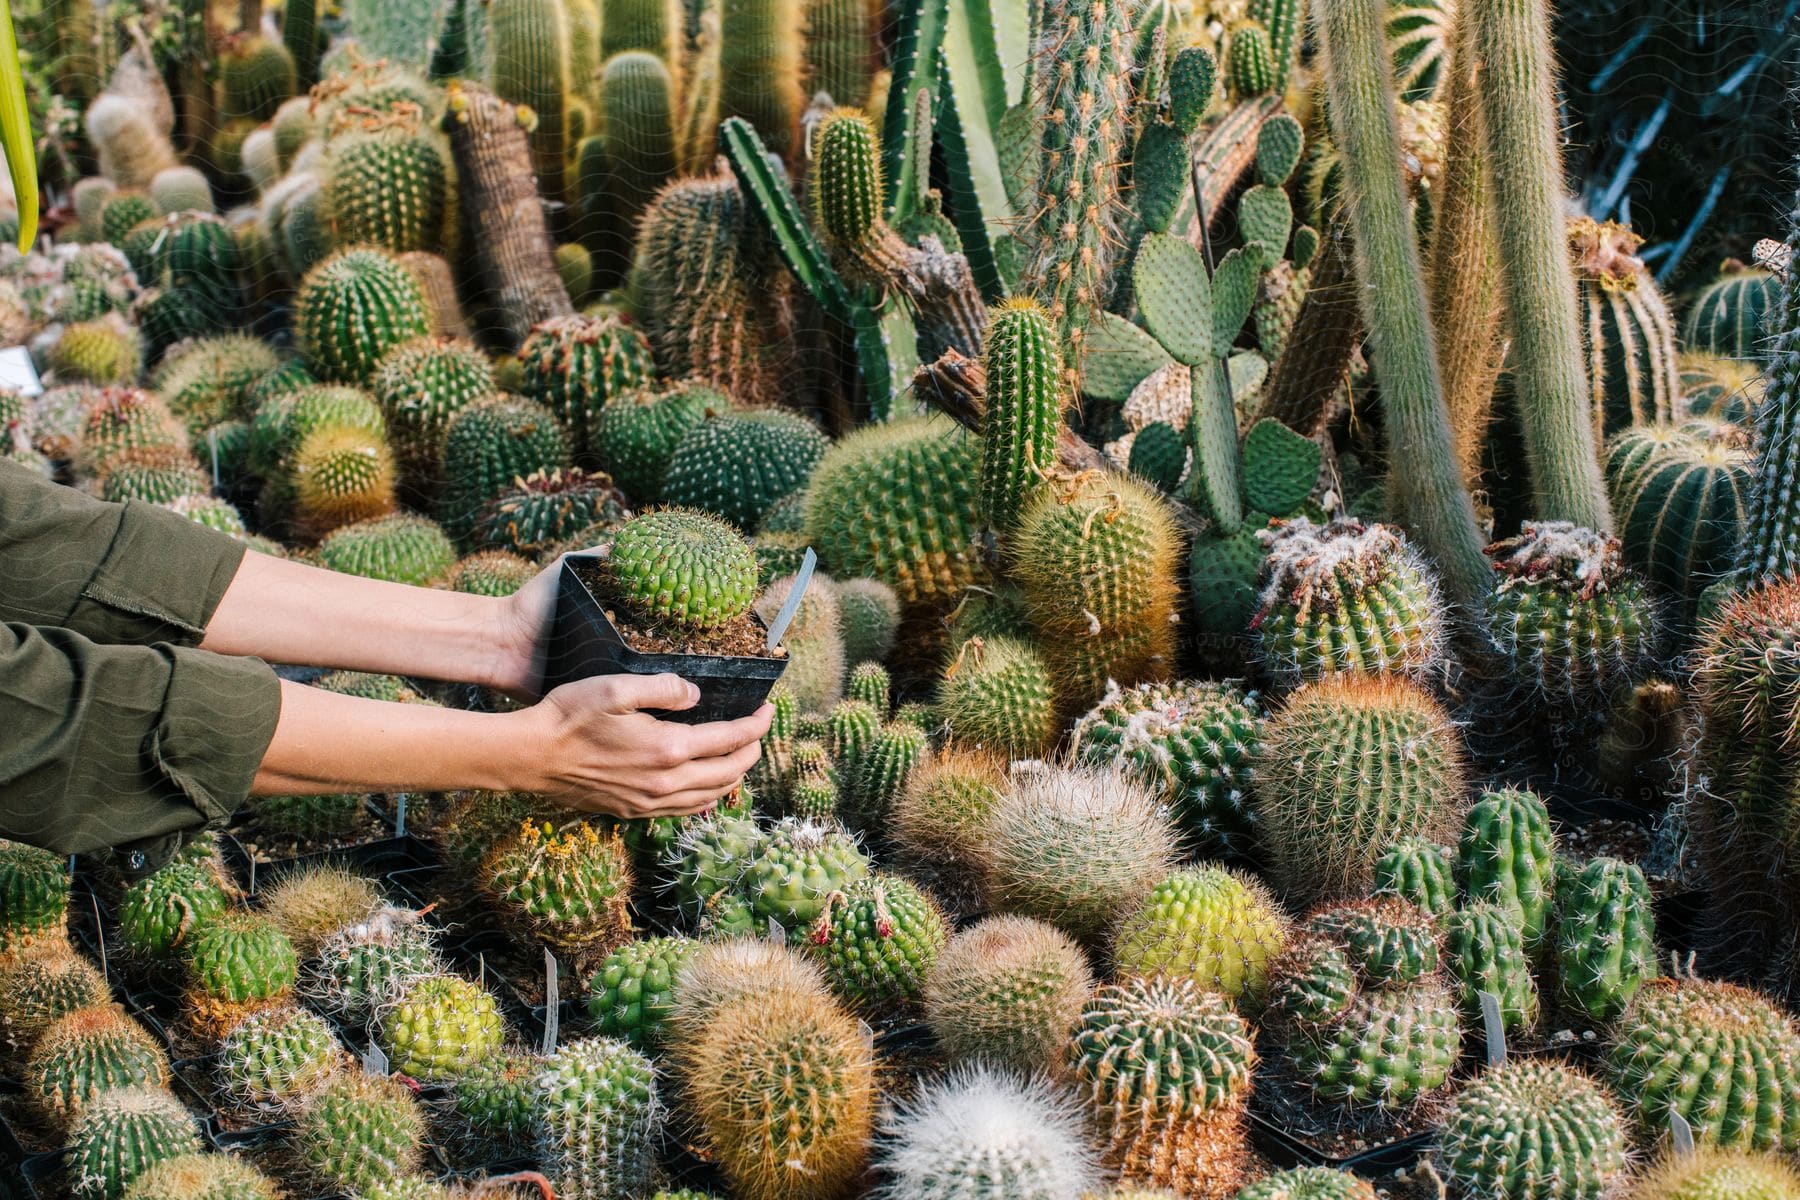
[1444,902,1539,1035]
[603,0,684,67]
[1023,0,1136,356]
[805,0,879,109]
[1314,0,1488,606]
[1247,0,1300,93]
[1738,180,1800,584]
[441,81,578,347]
[978,298,1063,532]
[1552,855,1657,1025]
[486,0,572,206]
[284,0,322,89]
[1472,0,1611,530]
[600,53,679,236]
[717,0,806,160]
[1457,787,1556,953]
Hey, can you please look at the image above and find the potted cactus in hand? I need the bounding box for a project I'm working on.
[541,508,794,723]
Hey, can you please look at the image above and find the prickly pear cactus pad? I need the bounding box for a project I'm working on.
[600,508,762,638]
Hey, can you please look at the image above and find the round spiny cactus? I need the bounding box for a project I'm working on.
[446,550,538,596]
[1457,787,1557,952]
[0,839,70,951]
[451,1048,538,1147]
[66,1086,203,1200]
[924,915,1094,1076]
[835,577,901,666]
[518,313,655,458]
[808,874,948,1010]
[248,381,384,476]
[255,866,382,958]
[874,1066,1104,1200]
[51,316,142,386]
[0,951,110,1054]
[1072,679,1263,856]
[378,971,505,1082]
[1630,1146,1800,1200]
[152,333,280,433]
[183,913,300,1039]
[741,817,872,937]
[1307,898,1441,987]
[474,467,629,557]
[118,861,230,959]
[316,512,456,584]
[321,119,456,256]
[892,750,1008,878]
[935,635,1058,758]
[294,247,432,383]
[294,1070,425,1196]
[96,450,209,505]
[288,421,397,536]
[1253,675,1468,905]
[663,407,830,532]
[1236,1169,1375,1200]
[1113,865,1291,1010]
[534,1036,662,1200]
[27,1005,170,1128]
[119,1152,280,1200]
[1252,518,1448,691]
[1605,978,1800,1153]
[979,764,1179,944]
[78,388,186,475]
[585,934,699,1050]
[1605,419,1750,621]
[666,938,832,1057]
[369,334,495,481]
[664,808,766,919]
[437,392,572,546]
[591,382,726,502]
[304,904,444,1025]
[216,1003,342,1113]
[1067,976,1257,1195]
[1434,1058,1630,1200]
[1371,838,1457,918]
[604,507,760,630]
[686,985,877,1200]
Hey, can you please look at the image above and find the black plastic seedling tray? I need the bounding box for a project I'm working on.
[541,553,788,725]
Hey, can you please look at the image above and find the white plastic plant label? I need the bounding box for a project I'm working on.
[1477,991,1507,1067]
[540,949,560,1056]
[0,345,41,396]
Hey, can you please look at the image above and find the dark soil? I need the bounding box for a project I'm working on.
[571,559,781,660]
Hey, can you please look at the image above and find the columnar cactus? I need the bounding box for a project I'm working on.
[533,1036,662,1200]
[1371,838,1457,918]
[216,1003,343,1113]
[716,0,805,160]
[1552,856,1657,1024]
[27,1005,171,1128]
[979,298,1064,532]
[934,636,1059,759]
[1252,519,1449,691]
[603,508,760,631]
[66,1086,203,1200]
[1112,866,1291,1010]
[1457,787,1557,952]
[808,874,948,1010]
[924,915,1095,1076]
[1072,679,1264,856]
[1605,978,1800,1153]
[1443,902,1539,1035]
[1066,976,1257,1196]
[483,820,634,957]
[1433,1059,1630,1200]
[486,0,572,203]
[295,1070,426,1196]
[977,764,1179,943]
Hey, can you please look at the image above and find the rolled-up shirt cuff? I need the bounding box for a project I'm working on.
[66,499,249,647]
[149,646,283,827]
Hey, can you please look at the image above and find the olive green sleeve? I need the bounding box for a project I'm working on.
[0,621,282,860]
[0,457,249,646]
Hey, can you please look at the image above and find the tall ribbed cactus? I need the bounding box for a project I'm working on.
[1314,0,1488,607]
[600,52,679,234]
[805,0,880,108]
[1473,0,1611,530]
[979,299,1063,533]
[603,0,685,69]
[1023,0,1136,356]
[1738,178,1800,585]
[717,0,806,160]
[1248,0,1301,93]
[487,0,573,206]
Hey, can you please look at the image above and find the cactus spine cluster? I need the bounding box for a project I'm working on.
[1433,1059,1630,1200]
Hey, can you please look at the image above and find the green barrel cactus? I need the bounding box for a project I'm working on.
[482,819,634,956]
[288,421,397,537]
[1252,518,1448,691]
[0,839,69,950]
[27,1005,170,1128]
[78,389,186,475]
[446,550,538,596]
[249,381,384,475]
[1253,675,1468,904]
[316,512,456,584]
[804,414,984,607]
[437,393,572,546]
[120,1153,281,1200]
[182,913,300,1039]
[585,935,698,1050]
[304,904,444,1025]
[924,914,1095,1075]
[293,247,432,384]
[1434,1058,1630,1200]
[51,317,142,385]
[1237,1168,1376,1200]
[0,952,110,1053]
[1606,978,1800,1153]
[1684,265,1781,364]
[741,817,871,936]
[934,636,1058,759]
[473,467,628,557]
[1552,855,1657,1024]
[1457,787,1557,952]
[294,1070,425,1196]
[216,1003,342,1113]
[979,298,1063,532]
[807,874,948,1009]
[590,383,725,503]
[66,1086,203,1200]
[118,861,230,959]
[518,313,656,459]
[322,116,457,256]
[1066,976,1257,1193]
[665,808,765,919]
[1484,521,1660,708]
[97,453,208,505]
[380,972,505,1083]
[1443,902,1539,1035]
[1072,679,1263,856]
[1571,216,1681,439]
[1632,1146,1800,1200]
[1112,865,1291,1010]
[662,407,829,532]
[1371,838,1457,918]
[978,764,1179,945]
[369,334,496,482]
[450,1048,538,1147]
[1605,419,1750,623]
[833,577,899,666]
[603,507,760,630]
[534,1036,662,1200]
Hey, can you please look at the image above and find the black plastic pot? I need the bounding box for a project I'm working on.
[541,553,789,725]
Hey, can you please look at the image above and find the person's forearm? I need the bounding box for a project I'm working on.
[252,680,542,795]
[202,551,524,690]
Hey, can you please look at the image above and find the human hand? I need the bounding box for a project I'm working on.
[489,546,603,699]
[520,671,772,818]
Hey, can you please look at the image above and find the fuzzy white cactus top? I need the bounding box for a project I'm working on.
[1487,520,1623,597]
[1256,517,1427,616]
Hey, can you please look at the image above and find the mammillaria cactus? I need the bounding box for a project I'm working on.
[27,1005,170,1127]
[518,314,655,459]
[293,247,432,384]
[1434,1059,1630,1200]
[370,334,495,484]
[120,1153,280,1200]
[183,913,300,1039]
[741,817,872,936]
[1631,1147,1800,1200]
[686,985,876,1200]
[451,1049,538,1147]
[66,1086,203,1200]
[662,407,830,532]
[1483,522,1659,708]
[924,915,1095,1076]
[315,512,456,585]
[1067,977,1257,1196]
[1605,978,1800,1152]
[0,839,69,950]
[1253,675,1467,904]
[117,861,230,958]
[1236,1169,1374,1200]
[380,972,504,1083]
[808,874,948,1010]
[978,764,1179,944]
[533,1036,662,1200]
[304,904,444,1025]
[1457,787,1557,951]
[1552,856,1657,1024]
[1112,866,1291,1011]
[892,750,1008,878]
[585,935,698,1050]
[1443,902,1539,1035]
[294,1070,425,1196]
[216,1003,343,1113]
[1251,519,1448,691]
[935,636,1058,758]
[874,1067,1104,1199]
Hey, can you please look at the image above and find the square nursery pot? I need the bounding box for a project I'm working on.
[540,553,789,725]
